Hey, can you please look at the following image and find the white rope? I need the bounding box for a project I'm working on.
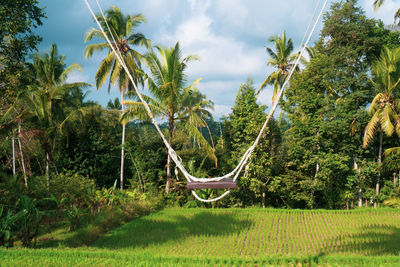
[299,0,321,49]
[83,0,328,202]
[84,0,246,183]
[192,190,231,202]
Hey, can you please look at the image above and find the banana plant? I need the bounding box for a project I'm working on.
[17,195,47,247]
[0,206,23,247]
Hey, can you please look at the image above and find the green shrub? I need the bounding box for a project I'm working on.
[49,172,95,207]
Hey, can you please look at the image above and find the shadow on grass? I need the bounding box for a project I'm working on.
[321,224,400,256]
[92,210,251,249]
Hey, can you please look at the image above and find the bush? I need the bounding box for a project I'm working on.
[49,172,95,207]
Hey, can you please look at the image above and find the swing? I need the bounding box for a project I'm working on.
[83,0,328,201]
[186,178,237,190]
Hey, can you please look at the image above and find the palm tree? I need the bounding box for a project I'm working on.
[3,44,89,186]
[363,47,400,199]
[257,31,298,123]
[84,6,151,189]
[124,42,216,193]
[373,0,400,25]
[180,88,215,151]
[257,31,297,100]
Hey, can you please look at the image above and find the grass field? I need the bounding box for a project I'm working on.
[2,208,400,266]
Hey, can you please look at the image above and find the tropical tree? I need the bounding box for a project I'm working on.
[364,47,400,198]
[2,44,89,186]
[224,80,271,207]
[84,6,151,189]
[281,1,398,208]
[257,31,298,103]
[180,88,215,151]
[124,42,216,193]
[373,0,400,25]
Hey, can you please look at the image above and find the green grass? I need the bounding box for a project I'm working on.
[2,208,400,266]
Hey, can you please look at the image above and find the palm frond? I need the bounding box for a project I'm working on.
[84,28,105,42]
[373,0,384,11]
[95,53,115,89]
[381,105,394,137]
[178,123,217,167]
[122,100,163,122]
[84,43,110,59]
[363,111,380,147]
[58,63,83,84]
[256,76,269,95]
[369,93,384,115]
[383,146,400,157]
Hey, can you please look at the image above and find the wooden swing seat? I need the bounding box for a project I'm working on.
[186,179,237,190]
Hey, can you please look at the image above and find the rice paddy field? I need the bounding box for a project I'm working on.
[2,208,400,266]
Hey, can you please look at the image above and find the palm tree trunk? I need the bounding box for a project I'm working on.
[375,130,383,207]
[46,152,50,190]
[12,136,16,176]
[203,119,215,152]
[353,155,362,208]
[278,107,283,126]
[49,151,58,175]
[120,91,126,190]
[18,122,28,187]
[166,118,174,194]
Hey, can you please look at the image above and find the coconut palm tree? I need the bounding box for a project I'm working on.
[257,31,298,102]
[2,44,89,186]
[124,42,216,193]
[84,6,151,189]
[363,47,400,198]
[180,88,215,151]
[373,0,400,25]
[257,31,299,124]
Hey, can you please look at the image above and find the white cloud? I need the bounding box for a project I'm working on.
[38,0,399,113]
[160,0,266,78]
[257,85,274,107]
[66,71,89,84]
[199,80,241,105]
[362,0,398,25]
[213,104,232,119]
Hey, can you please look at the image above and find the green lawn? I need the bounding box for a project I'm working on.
[2,208,400,266]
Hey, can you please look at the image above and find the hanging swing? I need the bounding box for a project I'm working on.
[83,0,328,202]
[186,178,237,190]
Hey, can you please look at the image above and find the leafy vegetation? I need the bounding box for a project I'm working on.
[2,3,400,267]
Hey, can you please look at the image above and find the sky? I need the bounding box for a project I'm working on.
[35,0,398,119]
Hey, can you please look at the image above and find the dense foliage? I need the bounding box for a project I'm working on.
[2,0,400,248]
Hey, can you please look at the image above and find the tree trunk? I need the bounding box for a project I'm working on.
[278,108,283,126]
[166,118,174,194]
[315,162,320,178]
[12,136,16,176]
[46,150,58,176]
[262,192,266,208]
[203,118,215,152]
[353,155,362,208]
[18,123,28,187]
[315,134,320,178]
[46,152,50,190]
[375,131,383,207]
[120,91,125,190]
